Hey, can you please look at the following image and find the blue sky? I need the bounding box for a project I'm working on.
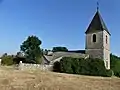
[0,0,119,56]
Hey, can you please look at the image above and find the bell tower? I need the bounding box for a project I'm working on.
[85,5,111,69]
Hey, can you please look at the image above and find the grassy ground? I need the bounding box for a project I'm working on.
[0,66,120,90]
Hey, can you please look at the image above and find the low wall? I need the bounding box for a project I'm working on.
[18,61,53,71]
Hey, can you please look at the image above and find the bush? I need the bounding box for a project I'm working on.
[85,58,107,76]
[53,61,61,72]
[53,57,112,77]
[112,60,120,77]
[1,55,14,66]
[13,56,39,64]
[110,54,120,77]
[106,70,113,77]
[13,57,26,64]
[60,57,73,74]
[78,58,109,76]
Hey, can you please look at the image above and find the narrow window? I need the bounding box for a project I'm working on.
[106,61,108,69]
[93,34,96,42]
[106,35,108,44]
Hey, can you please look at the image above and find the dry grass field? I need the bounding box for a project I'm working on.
[0,66,120,90]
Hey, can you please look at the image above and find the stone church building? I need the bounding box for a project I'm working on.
[42,9,110,70]
[85,10,110,69]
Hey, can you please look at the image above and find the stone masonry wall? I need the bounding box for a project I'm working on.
[85,31,104,60]
[85,31,103,49]
[103,30,110,69]
[85,30,110,69]
[18,61,53,71]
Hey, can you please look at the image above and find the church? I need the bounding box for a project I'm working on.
[42,7,111,70]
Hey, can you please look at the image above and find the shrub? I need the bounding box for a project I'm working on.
[106,69,113,77]
[53,61,61,72]
[71,58,81,74]
[60,57,73,74]
[13,57,26,64]
[112,60,120,77]
[13,56,39,64]
[53,57,112,77]
[110,54,120,77]
[1,55,14,66]
[78,58,109,76]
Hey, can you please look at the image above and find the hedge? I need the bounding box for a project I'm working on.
[53,57,112,77]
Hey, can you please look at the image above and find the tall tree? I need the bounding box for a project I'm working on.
[20,35,42,64]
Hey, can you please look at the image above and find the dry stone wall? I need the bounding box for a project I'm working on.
[18,61,53,71]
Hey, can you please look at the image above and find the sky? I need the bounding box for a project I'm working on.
[0,0,119,56]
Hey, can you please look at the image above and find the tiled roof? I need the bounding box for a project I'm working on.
[42,51,88,64]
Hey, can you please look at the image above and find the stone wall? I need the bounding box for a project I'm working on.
[86,49,104,59]
[85,31,103,49]
[18,61,53,71]
[85,30,110,69]
[103,30,110,69]
[85,31,104,60]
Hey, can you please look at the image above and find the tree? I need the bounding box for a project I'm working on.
[16,52,23,57]
[20,35,42,64]
[52,47,68,52]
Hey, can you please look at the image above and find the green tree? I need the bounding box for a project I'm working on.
[52,47,68,52]
[20,35,42,64]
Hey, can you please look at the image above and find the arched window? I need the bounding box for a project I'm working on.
[106,35,108,44]
[93,34,96,42]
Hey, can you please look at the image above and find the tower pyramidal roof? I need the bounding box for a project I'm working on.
[85,10,110,35]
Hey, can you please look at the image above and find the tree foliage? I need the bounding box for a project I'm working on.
[53,57,112,77]
[110,54,120,77]
[53,54,120,77]
[20,35,42,64]
[53,61,61,72]
[52,47,68,52]
[13,57,26,64]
